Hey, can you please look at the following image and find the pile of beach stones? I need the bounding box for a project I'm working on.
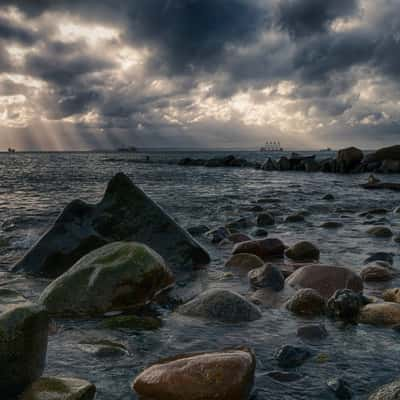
[2,172,400,399]
[178,144,400,175]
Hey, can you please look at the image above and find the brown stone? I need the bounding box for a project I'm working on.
[360,263,394,282]
[132,348,256,400]
[359,302,400,326]
[286,265,363,299]
[225,253,264,273]
[286,288,326,316]
[232,238,286,261]
[285,241,320,261]
[383,288,400,303]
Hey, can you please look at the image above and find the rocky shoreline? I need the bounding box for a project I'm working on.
[1,172,400,399]
[178,145,400,175]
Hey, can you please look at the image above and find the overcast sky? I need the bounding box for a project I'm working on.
[0,0,399,150]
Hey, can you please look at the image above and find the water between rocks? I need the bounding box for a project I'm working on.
[1,151,400,399]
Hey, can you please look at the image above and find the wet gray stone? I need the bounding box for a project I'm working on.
[178,289,262,323]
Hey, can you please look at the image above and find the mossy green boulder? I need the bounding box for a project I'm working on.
[20,377,96,400]
[0,303,49,398]
[39,242,174,317]
[13,172,210,278]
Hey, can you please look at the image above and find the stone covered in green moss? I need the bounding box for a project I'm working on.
[20,377,96,400]
[39,242,174,317]
[0,303,48,398]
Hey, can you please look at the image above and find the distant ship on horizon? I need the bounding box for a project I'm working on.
[260,140,283,152]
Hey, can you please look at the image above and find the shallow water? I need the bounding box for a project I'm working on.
[1,151,400,399]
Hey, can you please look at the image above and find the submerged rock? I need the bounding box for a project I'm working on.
[206,227,231,244]
[248,264,284,291]
[20,377,96,400]
[101,315,162,330]
[78,339,128,358]
[232,238,286,260]
[250,228,268,237]
[368,379,400,400]
[267,371,303,382]
[13,172,210,278]
[225,253,264,272]
[321,221,343,229]
[275,345,311,368]
[132,348,256,400]
[364,252,394,265]
[286,265,363,299]
[327,378,352,400]
[178,289,261,323]
[297,324,328,341]
[326,289,365,322]
[285,241,320,261]
[0,303,49,398]
[257,212,275,226]
[360,302,400,326]
[286,288,326,316]
[322,194,335,201]
[367,226,393,238]
[39,242,174,317]
[285,213,305,223]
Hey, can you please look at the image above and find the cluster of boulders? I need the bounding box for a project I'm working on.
[177,145,400,175]
[262,145,400,174]
[3,172,400,399]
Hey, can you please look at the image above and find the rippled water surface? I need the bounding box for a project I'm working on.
[1,151,400,399]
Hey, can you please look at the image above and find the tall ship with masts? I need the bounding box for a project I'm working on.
[260,140,283,152]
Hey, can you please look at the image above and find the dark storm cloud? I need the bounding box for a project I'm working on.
[1,0,400,148]
[278,0,359,37]
[121,0,269,75]
[24,41,116,85]
[0,15,38,44]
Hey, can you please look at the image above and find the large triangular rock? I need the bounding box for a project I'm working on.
[13,173,210,278]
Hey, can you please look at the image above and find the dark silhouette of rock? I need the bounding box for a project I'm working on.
[336,147,363,173]
[275,345,311,368]
[365,145,400,163]
[297,324,328,341]
[326,289,365,322]
[327,378,352,400]
[13,173,210,278]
